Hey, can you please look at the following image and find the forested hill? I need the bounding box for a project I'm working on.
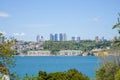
[43,40,111,52]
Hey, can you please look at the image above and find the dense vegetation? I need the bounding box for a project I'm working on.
[95,13,120,80]
[22,69,89,80]
[43,40,111,54]
[0,33,16,79]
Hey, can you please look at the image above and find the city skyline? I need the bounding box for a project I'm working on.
[37,33,110,41]
[0,0,120,41]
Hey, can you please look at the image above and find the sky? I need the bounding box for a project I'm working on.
[0,0,120,41]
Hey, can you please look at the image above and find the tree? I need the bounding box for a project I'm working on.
[95,13,120,80]
[115,68,120,80]
[96,62,119,80]
[36,69,89,80]
[0,33,16,78]
[113,13,120,46]
[65,69,89,80]
[22,74,37,80]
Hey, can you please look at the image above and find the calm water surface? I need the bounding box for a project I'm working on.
[11,56,99,78]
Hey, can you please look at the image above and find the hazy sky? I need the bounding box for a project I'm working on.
[0,0,120,41]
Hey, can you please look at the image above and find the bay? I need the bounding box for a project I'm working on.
[11,56,99,78]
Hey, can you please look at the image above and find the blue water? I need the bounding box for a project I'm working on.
[11,56,99,78]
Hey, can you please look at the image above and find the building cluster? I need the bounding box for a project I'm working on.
[35,33,112,42]
[49,33,81,41]
[27,50,82,56]
[71,36,81,41]
[13,40,44,55]
[50,33,67,41]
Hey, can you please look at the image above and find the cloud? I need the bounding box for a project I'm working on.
[0,12,10,18]
[13,32,26,36]
[88,16,101,22]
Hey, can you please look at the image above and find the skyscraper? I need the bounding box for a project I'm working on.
[59,33,63,41]
[55,34,58,41]
[71,36,75,41]
[36,35,44,42]
[50,34,54,41]
[36,35,40,42]
[63,33,67,41]
[77,37,80,41]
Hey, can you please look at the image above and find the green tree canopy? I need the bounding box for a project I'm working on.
[0,33,16,75]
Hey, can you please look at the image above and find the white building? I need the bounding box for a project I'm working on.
[58,50,82,56]
[27,50,51,56]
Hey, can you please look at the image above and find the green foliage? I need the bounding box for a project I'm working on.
[37,69,89,80]
[95,62,119,80]
[0,33,17,79]
[10,72,20,80]
[37,71,47,80]
[113,13,120,46]
[65,69,89,80]
[43,40,111,53]
[115,68,120,80]
[22,69,89,80]
[96,14,120,80]
[22,74,37,80]
[47,72,66,80]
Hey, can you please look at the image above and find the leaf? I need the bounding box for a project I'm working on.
[113,23,120,29]
[118,30,120,34]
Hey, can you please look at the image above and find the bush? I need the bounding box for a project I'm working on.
[95,62,119,80]
[115,68,120,80]
[36,69,89,80]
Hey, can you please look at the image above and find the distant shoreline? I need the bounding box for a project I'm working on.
[14,55,93,57]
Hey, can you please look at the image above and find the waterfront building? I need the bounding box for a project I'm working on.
[58,50,82,56]
[27,50,51,56]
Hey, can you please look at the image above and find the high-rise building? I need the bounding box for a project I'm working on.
[63,33,67,41]
[77,37,80,41]
[36,35,40,42]
[59,33,64,41]
[36,35,44,42]
[50,33,67,41]
[40,36,44,41]
[50,34,54,41]
[71,37,75,41]
[55,34,58,41]
[101,37,105,41]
